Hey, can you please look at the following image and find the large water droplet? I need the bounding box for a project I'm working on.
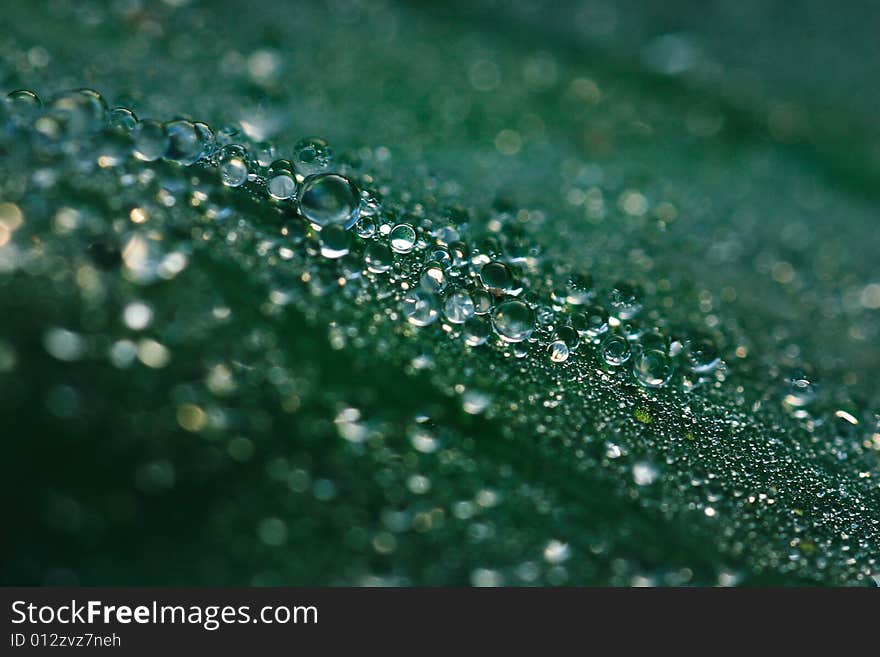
[389,223,417,254]
[601,334,631,366]
[444,289,475,324]
[217,144,249,187]
[492,300,535,343]
[267,159,298,200]
[480,261,516,294]
[5,89,42,125]
[47,88,107,135]
[298,173,359,229]
[571,304,609,338]
[633,349,673,388]
[402,291,438,327]
[364,241,393,273]
[608,282,643,320]
[463,316,491,346]
[164,119,202,165]
[132,119,169,162]
[548,340,570,363]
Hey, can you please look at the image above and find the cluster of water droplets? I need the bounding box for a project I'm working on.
[3,87,732,394]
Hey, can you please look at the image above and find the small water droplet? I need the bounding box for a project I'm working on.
[293,137,333,175]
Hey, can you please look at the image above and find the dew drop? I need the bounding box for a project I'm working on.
[108,107,137,131]
[402,290,438,327]
[420,262,446,293]
[608,282,643,319]
[132,119,169,162]
[633,349,674,388]
[566,272,595,305]
[548,340,569,363]
[293,137,333,175]
[47,88,107,135]
[480,261,515,294]
[685,337,721,374]
[472,289,493,315]
[463,316,491,346]
[298,173,359,229]
[319,223,350,259]
[784,376,818,407]
[5,89,42,124]
[267,159,298,200]
[364,241,393,273]
[164,119,202,165]
[217,144,249,187]
[444,289,475,324]
[389,223,417,253]
[492,300,535,343]
[601,334,631,366]
[354,215,377,239]
[555,325,580,350]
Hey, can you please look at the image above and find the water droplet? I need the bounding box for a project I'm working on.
[266,159,298,200]
[601,334,631,366]
[293,137,333,175]
[354,215,377,239]
[319,223,350,259]
[364,241,393,273]
[608,282,643,319]
[164,119,202,165]
[108,106,137,131]
[571,304,609,338]
[492,300,535,343]
[420,262,446,293]
[253,141,276,168]
[444,289,475,324]
[633,349,673,388]
[685,336,721,374]
[132,119,169,162]
[548,340,569,363]
[566,272,595,305]
[193,122,215,158]
[5,89,42,124]
[472,289,493,315]
[555,325,580,350]
[402,290,438,327]
[784,376,818,407]
[480,261,515,294]
[389,223,417,253]
[47,88,107,135]
[463,316,491,346]
[217,144,249,187]
[298,173,359,229]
